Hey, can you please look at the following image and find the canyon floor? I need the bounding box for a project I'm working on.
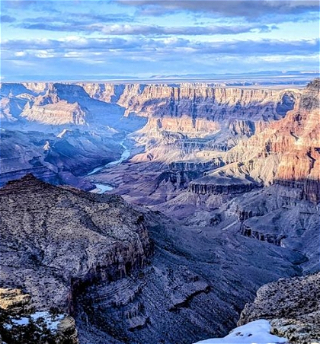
[0,79,319,344]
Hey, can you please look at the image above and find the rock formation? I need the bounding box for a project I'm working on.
[0,80,319,343]
[0,174,309,344]
[238,273,320,344]
[223,79,320,202]
[0,288,78,344]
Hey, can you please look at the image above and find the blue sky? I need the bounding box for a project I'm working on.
[1,0,319,81]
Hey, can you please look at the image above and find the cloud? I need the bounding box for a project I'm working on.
[118,0,320,20]
[2,36,319,58]
[1,15,16,23]
[18,21,276,35]
[93,23,277,35]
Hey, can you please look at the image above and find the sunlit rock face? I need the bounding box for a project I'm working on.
[224,79,320,202]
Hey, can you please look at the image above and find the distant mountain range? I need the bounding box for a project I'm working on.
[3,70,319,83]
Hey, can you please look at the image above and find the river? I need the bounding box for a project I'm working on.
[88,142,130,194]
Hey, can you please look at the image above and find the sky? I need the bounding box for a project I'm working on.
[0,0,319,81]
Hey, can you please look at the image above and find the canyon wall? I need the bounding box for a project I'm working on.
[1,82,298,128]
[223,79,320,202]
[0,175,307,344]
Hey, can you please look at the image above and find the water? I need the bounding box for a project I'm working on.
[90,183,114,194]
[87,141,130,194]
[87,142,130,176]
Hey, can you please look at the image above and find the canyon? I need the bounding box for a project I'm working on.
[0,79,319,343]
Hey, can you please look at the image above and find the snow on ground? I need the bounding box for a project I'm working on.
[30,311,65,330]
[6,311,66,331]
[193,320,289,344]
[43,140,50,151]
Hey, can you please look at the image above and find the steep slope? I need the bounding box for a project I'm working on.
[0,175,307,344]
[221,79,320,202]
[0,128,125,189]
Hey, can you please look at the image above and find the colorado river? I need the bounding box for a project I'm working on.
[88,141,130,194]
[87,142,130,176]
[90,183,114,194]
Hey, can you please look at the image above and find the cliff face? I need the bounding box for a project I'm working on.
[117,84,296,121]
[0,175,307,344]
[21,100,89,125]
[0,174,153,311]
[238,273,320,344]
[224,79,320,202]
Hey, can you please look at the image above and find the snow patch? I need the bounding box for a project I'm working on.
[7,311,66,332]
[193,320,289,344]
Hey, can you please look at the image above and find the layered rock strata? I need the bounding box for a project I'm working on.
[0,174,153,311]
[0,175,308,344]
[224,79,320,202]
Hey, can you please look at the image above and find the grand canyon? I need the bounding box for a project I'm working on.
[0,79,319,344]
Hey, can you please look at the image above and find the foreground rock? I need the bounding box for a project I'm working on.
[238,273,320,344]
[0,288,78,344]
[0,174,153,311]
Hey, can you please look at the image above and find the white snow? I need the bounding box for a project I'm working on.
[11,317,29,326]
[193,320,289,344]
[7,311,66,332]
[30,311,65,330]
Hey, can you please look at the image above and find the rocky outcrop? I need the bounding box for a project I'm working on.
[0,288,79,344]
[189,175,257,195]
[21,100,89,125]
[0,174,153,311]
[238,273,320,344]
[240,224,286,246]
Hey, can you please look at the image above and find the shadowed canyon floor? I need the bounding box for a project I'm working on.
[0,80,319,343]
